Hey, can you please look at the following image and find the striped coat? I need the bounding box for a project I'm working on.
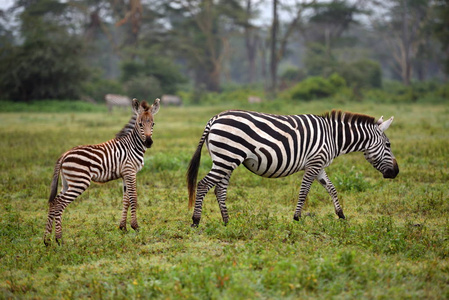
[44,98,160,245]
[187,110,399,227]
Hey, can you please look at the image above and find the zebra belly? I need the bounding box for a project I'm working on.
[242,152,306,178]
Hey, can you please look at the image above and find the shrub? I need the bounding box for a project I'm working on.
[338,59,382,89]
[284,73,347,101]
[124,75,162,101]
[82,75,125,103]
[120,54,186,95]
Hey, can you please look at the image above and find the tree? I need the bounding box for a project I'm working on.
[269,0,314,94]
[0,0,89,101]
[166,0,244,92]
[431,0,449,77]
[243,0,261,84]
[303,0,362,55]
[372,0,430,85]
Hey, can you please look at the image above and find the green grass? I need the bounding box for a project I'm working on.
[1,100,448,299]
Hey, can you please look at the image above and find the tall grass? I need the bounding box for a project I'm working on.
[0,99,448,298]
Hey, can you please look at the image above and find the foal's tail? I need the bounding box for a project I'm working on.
[187,120,214,209]
[49,156,63,203]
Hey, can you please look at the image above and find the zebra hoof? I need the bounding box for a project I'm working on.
[293,215,300,221]
[191,223,199,228]
[119,225,127,232]
[337,211,346,219]
[192,216,200,227]
[43,237,51,247]
[55,238,62,246]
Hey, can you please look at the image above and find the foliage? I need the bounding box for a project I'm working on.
[0,0,90,102]
[0,101,448,298]
[179,86,265,106]
[363,80,449,103]
[0,33,88,102]
[124,75,163,101]
[282,73,348,101]
[338,59,382,89]
[431,0,449,75]
[81,71,125,103]
[120,53,186,95]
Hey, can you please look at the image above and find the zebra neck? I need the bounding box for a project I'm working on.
[328,118,374,156]
[117,128,146,153]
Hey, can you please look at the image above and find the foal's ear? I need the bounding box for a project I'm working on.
[132,98,140,113]
[376,116,384,125]
[150,98,160,115]
[379,116,394,132]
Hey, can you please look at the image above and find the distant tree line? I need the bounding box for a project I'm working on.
[0,0,447,102]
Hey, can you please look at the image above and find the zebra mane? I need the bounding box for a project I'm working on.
[322,110,376,125]
[115,112,138,139]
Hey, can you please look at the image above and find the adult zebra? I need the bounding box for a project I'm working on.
[187,109,399,227]
[44,98,160,245]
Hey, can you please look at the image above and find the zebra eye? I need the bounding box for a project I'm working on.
[386,142,391,147]
[153,122,155,126]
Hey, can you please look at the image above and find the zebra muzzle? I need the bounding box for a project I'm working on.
[145,137,153,148]
[383,159,399,179]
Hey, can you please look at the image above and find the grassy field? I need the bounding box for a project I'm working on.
[0,99,448,299]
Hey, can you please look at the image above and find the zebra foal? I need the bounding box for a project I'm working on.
[187,110,399,227]
[44,98,160,245]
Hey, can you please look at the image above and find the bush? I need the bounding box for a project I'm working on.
[124,75,162,101]
[338,59,382,89]
[120,54,186,95]
[0,34,88,101]
[82,74,125,103]
[283,73,347,101]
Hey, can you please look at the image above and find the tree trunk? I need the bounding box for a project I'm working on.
[270,0,278,94]
[401,0,411,85]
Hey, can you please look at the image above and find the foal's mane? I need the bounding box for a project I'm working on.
[115,113,137,139]
[114,100,151,139]
[322,110,376,125]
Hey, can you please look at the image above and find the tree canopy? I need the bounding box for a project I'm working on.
[0,0,447,102]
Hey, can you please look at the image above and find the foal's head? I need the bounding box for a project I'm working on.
[132,98,160,148]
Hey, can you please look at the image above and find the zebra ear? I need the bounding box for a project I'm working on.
[379,116,394,132]
[151,98,160,115]
[132,98,140,113]
[376,116,384,125]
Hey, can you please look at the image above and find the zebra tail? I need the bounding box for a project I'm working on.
[187,128,210,209]
[49,156,62,203]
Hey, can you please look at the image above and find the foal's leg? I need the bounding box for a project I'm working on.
[51,184,89,245]
[119,180,130,231]
[44,174,85,245]
[123,173,139,231]
[44,199,57,246]
[317,170,345,219]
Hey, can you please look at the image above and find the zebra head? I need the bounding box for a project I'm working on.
[364,116,399,179]
[132,98,160,148]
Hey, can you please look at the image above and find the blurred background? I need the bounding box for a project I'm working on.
[0,0,448,105]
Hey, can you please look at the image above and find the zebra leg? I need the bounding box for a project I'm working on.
[317,170,345,219]
[44,174,69,246]
[124,173,139,231]
[119,181,130,231]
[44,198,57,246]
[192,168,232,227]
[214,174,231,225]
[293,168,320,221]
[53,187,87,245]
